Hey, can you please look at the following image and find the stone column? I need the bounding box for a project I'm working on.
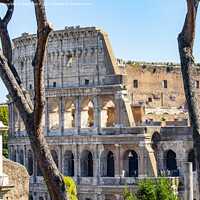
[115,144,121,177]
[93,95,101,134]
[114,94,121,126]
[17,111,20,136]
[177,160,184,177]
[75,96,80,135]
[74,144,80,184]
[97,145,101,184]
[45,98,49,136]
[23,145,26,167]
[184,162,193,200]
[93,193,98,200]
[115,194,121,200]
[93,144,99,185]
[59,97,64,135]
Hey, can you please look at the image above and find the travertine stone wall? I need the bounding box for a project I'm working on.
[125,64,200,109]
[3,157,29,200]
[7,26,196,200]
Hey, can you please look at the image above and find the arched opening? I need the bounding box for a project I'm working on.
[28,150,33,176]
[64,150,74,176]
[101,99,115,127]
[49,102,59,129]
[29,195,33,200]
[51,150,58,168]
[107,151,114,177]
[64,101,75,128]
[166,150,177,170]
[13,150,16,162]
[81,100,94,128]
[37,163,42,176]
[100,150,115,177]
[151,132,161,162]
[188,149,196,171]
[19,149,24,165]
[123,150,138,177]
[81,150,93,177]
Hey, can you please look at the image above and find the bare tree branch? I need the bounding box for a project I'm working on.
[0,0,14,65]
[0,0,12,5]
[2,1,13,25]
[0,0,69,199]
[178,0,200,197]
[0,0,34,111]
[0,51,32,120]
[30,0,69,199]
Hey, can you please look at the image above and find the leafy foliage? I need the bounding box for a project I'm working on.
[43,176,77,200]
[0,106,8,157]
[123,181,136,200]
[123,175,179,200]
[167,66,173,72]
[142,64,147,69]
[127,60,135,65]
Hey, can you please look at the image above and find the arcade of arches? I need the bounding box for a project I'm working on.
[9,128,196,200]
[9,98,120,137]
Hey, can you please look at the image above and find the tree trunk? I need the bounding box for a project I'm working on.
[178,0,200,198]
[26,115,69,200]
[0,0,69,199]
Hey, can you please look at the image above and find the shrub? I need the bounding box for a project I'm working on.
[0,106,8,157]
[142,64,147,69]
[167,66,173,72]
[127,60,132,65]
[123,175,179,200]
[43,176,77,200]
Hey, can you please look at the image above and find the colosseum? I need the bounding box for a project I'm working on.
[6,26,200,200]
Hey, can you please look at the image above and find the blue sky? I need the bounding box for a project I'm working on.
[0,0,199,102]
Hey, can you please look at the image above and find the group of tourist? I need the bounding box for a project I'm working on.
[158,169,179,177]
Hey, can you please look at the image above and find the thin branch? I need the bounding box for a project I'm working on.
[0,51,32,121]
[0,0,12,4]
[32,0,52,128]
[2,1,14,25]
[0,0,34,111]
[178,0,198,49]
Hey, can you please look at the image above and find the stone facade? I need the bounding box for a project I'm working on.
[6,26,197,200]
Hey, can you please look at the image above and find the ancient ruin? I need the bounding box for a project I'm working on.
[7,26,199,199]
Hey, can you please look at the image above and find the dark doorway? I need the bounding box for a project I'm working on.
[28,150,33,176]
[129,150,138,177]
[188,150,196,171]
[37,164,42,176]
[64,151,74,176]
[166,150,177,170]
[51,150,58,168]
[88,152,93,177]
[107,151,114,177]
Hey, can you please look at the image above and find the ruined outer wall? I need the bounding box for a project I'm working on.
[125,64,200,109]
[3,157,29,200]
[12,27,120,91]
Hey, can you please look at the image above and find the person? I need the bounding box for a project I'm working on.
[134,170,137,177]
